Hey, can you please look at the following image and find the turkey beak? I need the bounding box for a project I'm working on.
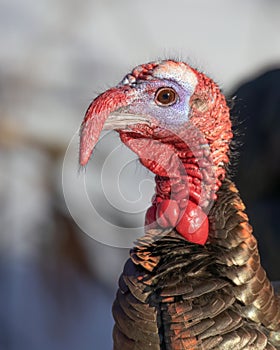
[79,86,150,166]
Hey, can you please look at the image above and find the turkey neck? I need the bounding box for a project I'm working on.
[141,136,224,245]
[120,128,227,244]
[120,123,230,244]
[153,143,218,207]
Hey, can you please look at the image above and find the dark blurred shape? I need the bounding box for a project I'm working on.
[230,68,280,280]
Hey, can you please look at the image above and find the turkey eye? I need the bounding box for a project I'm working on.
[155,87,178,106]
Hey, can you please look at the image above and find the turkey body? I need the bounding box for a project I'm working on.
[79,60,280,349]
[113,179,280,349]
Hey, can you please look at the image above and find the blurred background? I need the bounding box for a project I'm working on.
[0,0,279,349]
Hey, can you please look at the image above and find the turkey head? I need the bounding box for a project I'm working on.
[79,60,233,245]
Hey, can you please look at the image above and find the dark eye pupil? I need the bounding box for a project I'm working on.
[155,87,177,106]
[161,93,170,100]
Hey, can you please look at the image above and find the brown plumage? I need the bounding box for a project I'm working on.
[79,60,280,349]
[113,179,280,349]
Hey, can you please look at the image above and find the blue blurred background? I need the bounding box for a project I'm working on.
[0,1,279,349]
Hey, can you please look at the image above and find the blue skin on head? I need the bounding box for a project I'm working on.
[118,78,193,128]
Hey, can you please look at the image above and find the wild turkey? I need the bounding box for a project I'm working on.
[79,60,280,349]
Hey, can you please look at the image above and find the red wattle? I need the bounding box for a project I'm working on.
[145,205,157,228]
[176,201,209,245]
[156,199,180,228]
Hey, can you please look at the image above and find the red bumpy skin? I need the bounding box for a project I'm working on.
[79,60,232,245]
